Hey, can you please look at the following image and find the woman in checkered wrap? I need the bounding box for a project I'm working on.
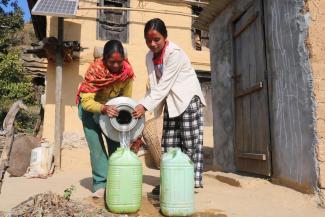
[132,18,206,195]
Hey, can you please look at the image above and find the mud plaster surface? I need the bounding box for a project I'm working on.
[308,0,325,188]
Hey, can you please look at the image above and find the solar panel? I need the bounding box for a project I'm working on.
[32,0,79,17]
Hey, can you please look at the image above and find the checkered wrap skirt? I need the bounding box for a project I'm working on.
[161,95,204,188]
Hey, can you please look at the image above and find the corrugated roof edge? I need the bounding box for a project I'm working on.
[192,0,233,30]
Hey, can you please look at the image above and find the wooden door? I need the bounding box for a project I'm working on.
[233,0,271,176]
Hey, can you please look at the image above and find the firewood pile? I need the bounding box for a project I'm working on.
[0,192,164,217]
[1,192,113,217]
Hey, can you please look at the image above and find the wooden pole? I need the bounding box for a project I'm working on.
[78,6,198,18]
[54,17,64,169]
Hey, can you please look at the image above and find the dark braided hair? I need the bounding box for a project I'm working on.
[144,18,168,38]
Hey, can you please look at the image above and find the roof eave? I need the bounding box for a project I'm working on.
[193,0,233,30]
[27,0,47,41]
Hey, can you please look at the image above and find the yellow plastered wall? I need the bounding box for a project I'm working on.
[42,0,210,142]
[309,0,325,189]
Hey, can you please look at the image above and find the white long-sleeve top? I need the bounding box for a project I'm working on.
[139,41,206,118]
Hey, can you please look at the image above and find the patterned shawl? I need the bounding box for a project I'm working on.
[76,58,134,103]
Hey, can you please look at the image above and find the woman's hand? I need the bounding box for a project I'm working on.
[100,105,119,118]
[132,104,146,118]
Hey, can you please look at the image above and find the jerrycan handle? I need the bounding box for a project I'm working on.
[172,148,193,164]
[172,147,182,158]
[174,148,182,155]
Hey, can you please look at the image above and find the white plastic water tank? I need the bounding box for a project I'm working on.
[99,97,145,143]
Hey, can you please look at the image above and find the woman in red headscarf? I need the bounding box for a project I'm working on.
[77,40,134,198]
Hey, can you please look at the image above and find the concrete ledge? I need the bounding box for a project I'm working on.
[271,177,315,194]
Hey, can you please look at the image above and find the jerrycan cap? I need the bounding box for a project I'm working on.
[162,147,193,165]
[109,147,142,166]
[99,97,145,142]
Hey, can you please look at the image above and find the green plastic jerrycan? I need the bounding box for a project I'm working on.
[160,147,195,216]
[106,147,142,213]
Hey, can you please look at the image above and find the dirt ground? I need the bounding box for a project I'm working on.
[0,145,325,217]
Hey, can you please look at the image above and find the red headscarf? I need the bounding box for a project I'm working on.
[76,58,134,104]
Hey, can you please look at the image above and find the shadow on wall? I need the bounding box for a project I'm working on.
[46,18,83,132]
[203,146,220,172]
[202,82,213,126]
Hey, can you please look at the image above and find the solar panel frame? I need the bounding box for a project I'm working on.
[32,0,79,18]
